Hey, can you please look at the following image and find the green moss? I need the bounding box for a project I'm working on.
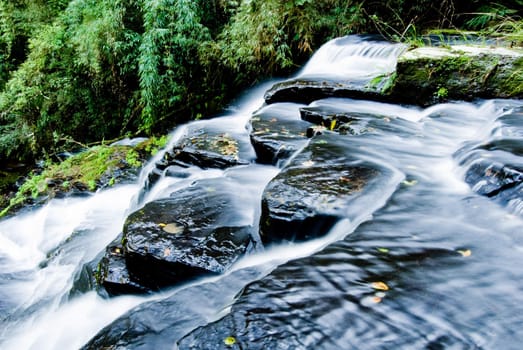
[0,144,144,218]
[135,135,169,157]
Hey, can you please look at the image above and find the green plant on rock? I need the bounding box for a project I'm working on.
[435,86,449,98]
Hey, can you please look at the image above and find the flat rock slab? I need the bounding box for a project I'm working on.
[264,78,385,105]
[99,177,254,293]
[260,132,398,244]
[248,102,311,165]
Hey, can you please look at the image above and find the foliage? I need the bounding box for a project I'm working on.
[0,0,522,167]
[0,143,144,218]
[138,0,212,132]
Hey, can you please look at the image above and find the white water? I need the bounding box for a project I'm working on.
[298,35,406,79]
[1,36,522,349]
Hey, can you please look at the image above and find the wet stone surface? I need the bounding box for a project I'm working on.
[248,103,311,165]
[260,132,383,244]
[98,177,254,293]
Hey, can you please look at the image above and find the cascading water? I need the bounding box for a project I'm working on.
[1,36,523,349]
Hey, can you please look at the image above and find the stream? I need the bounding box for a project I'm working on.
[1,36,523,349]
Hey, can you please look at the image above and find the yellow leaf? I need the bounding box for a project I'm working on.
[163,223,183,234]
[371,281,389,291]
[329,119,337,130]
[224,336,236,346]
[372,296,382,303]
[158,223,166,227]
[457,249,472,257]
[402,179,418,186]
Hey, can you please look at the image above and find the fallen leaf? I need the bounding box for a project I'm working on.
[371,281,390,291]
[372,296,382,303]
[402,179,418,186]
[457,249,472,257]
[224,336,236,346]
[377,247,389,253]
[158,223,166,227]
[302,160,315,167]
[163,223,183,234]
[330,119,337,130]
[164,247,171,257]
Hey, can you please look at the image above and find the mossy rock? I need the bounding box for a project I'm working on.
[389,45,523,105]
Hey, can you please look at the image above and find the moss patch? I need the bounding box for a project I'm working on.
[389,45,523,105]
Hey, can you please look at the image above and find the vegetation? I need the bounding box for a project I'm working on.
[0,0,521,214]
[0,0,521,165]
[0,135,167,218]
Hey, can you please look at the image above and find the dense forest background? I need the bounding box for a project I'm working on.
[0,0,522,164]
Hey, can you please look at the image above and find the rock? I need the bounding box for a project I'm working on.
[177,241,462,350]
[264,77,387,105]
[300,107,373,136]
[460,105,523,214]
[248,103,311,165]
[144,128,249,192]
[82,267,265,350]
[97,240,151,296]
[466,160,523,198]
[259,132,396,244]
[163,131,249,170]
[98,177,255,293]
[389,45,523,106]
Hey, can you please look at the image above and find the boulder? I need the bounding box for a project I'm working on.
[97,239,151,296]
[98,177,254,293]
[259,132,397,244]
[264,77,388,105]
[389,45,523,106]
[177,241,463,350]
[248,103,311,165]
[465,160,523,202]
[460,105,523,214]
[145,128,249,191]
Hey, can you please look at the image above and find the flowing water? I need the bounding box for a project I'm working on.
[1,36,523,349]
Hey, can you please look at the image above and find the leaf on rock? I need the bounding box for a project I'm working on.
[163,223,183,234]
[371,281,390,291]
[224,336,236,346]
[457,249,472,257]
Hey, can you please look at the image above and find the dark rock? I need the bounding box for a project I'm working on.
[300,107,375,136]
[82,267,265,350]
[465,160,523,212]
[145,129,250,191]
[99,177,255,293]
[98,240,151,296]
[177,240,463,350]
[260,133,396,244]
[264,77,386,105]
[248,103,311,165]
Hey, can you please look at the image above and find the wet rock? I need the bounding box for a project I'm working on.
[248,103,311,165]
[465,160,523,211]
[98,240,151,296]
[300,107,374,136]
[99,177,255,293]
[146,129,249,191]
[163,130,249,170]
[264,77,385,105]
[260,133,395,244]
[82,267,264,350]
[177,241,464,350]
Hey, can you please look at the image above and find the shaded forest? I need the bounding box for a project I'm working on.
[0,0,522,164]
